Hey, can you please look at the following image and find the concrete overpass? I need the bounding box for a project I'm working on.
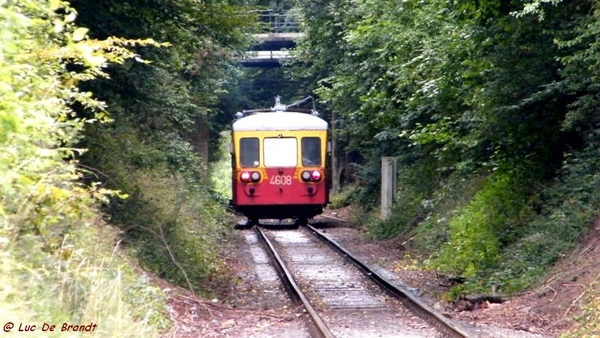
[239,50,292,68]
[251,32,304,50]
[239,10,303,68]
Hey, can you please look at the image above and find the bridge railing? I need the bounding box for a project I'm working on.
[254,9,302,33]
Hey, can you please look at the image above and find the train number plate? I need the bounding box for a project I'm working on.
[269,175,292,185]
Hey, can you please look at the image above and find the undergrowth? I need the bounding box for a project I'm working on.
[562,280,600,338]
[0,2,169,336]
[210,131,233,200]
[329,184,359,209]
[364,158,445,240]
[117,167,233,293]
[433,169,535,280]
[361,144,600,300]
[83,123,235,294]
[4,224,169,338]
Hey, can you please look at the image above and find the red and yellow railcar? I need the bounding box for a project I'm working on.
[231,97,329,226]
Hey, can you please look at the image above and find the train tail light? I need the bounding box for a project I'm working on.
[311,170,322,181]
[241,171,261,182]
[301,170,322,182]
[240,171,251,182]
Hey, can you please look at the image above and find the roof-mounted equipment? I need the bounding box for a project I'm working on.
[235,95,319,119]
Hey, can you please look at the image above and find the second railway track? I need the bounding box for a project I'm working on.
[254,224,475,338]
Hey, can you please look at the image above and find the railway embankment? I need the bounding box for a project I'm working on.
[158,209,600,337]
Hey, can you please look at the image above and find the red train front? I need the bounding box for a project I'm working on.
[231,97,329,226]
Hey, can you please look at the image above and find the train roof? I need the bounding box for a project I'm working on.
[233,112,328,131]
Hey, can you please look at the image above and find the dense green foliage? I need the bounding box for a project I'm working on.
[6,0,600,334]
[0,0,168,335]
[68,0,253,292]
[292,0,600,310]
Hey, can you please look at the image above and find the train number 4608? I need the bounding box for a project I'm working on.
[269,175,292,185]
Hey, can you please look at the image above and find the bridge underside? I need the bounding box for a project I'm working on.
[238,12,303,67]
[251,33,303,51]
[239,32,302,67]
[239,50,291,68]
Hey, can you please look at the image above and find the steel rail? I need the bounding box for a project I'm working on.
[254,227,334,338]
[304,224,474,338]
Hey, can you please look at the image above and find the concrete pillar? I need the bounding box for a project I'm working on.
[381,157,397,220]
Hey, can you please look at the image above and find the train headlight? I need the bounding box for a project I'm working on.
[240,171,251,182]
[301,170,322,181]
[301,171,311,181]
[311,170,322,181]
[251,171,261,182]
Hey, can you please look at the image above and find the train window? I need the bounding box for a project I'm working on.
[240,138,259,167]
[264,137,297,167]
[302,137,321,166]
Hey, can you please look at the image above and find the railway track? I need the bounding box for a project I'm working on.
[254,223,475,338]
